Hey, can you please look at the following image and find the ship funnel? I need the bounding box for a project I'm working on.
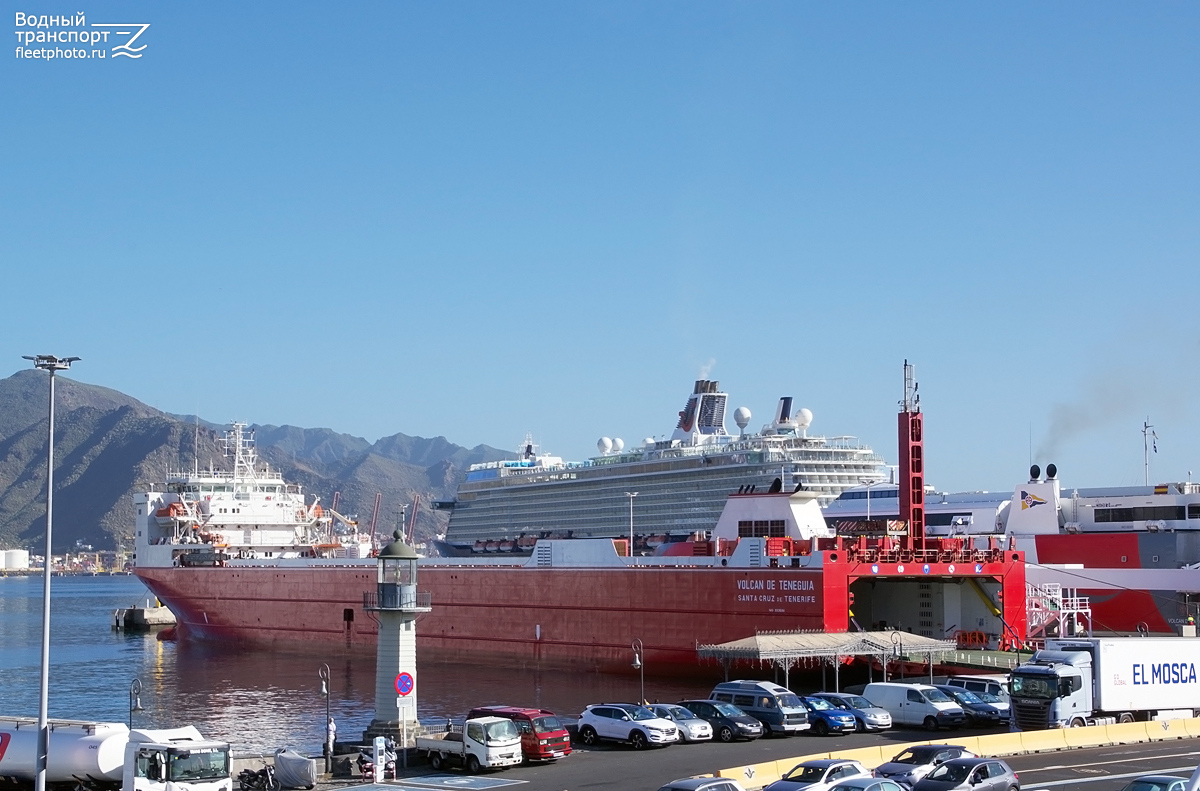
[775,397,793,424]
[672,380,729,443]
[1046,463,1057,480]
[1029,464,1042,482]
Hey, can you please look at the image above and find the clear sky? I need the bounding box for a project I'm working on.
[3,2,1198,492]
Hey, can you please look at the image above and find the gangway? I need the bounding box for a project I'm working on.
[1026,582,1092,644]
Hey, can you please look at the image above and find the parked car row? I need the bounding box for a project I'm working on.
[658,748,1019,791]
[583,675,1012,757]
[765,747,1019,791]
[662,754,1183,791]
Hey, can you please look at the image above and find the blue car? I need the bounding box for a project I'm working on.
[801,696,857,736]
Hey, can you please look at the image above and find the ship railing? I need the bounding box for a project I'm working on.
[815,546,1006,565]
[363,589,433,610]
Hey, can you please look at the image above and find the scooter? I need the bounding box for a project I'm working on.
[356,744,396,782]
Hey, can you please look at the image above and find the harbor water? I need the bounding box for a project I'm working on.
[0,574,720,754]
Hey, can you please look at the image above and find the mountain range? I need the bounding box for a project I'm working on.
[0,370,511,553]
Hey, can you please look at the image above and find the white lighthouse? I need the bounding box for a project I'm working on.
[363,530,430,740]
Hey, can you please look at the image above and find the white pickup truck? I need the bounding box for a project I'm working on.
[415,717,522,774]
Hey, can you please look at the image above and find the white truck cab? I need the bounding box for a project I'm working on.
[123,728,232,791]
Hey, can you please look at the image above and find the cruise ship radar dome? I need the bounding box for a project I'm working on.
[797,408,813,428]
[643,437,654,448]
[734,407,751,430]
[597,437,613,454]
[612,438,624,452]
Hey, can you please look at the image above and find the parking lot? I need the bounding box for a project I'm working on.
[349,724,1200,791]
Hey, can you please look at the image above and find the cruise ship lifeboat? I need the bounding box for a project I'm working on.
[516,535,537,550]
[498,539,516,553]
[472,540,486,554]
[484,540,501,553]
[645,534,667,549]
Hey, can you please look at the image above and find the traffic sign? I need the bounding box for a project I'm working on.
[395,672,414,696]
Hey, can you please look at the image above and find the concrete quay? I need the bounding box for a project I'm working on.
[112,600,177,631]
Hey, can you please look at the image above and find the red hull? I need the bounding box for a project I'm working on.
[1031,533,1185,633]
[136,564,827,672]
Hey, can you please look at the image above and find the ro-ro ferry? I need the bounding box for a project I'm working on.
[134,371,1036,672]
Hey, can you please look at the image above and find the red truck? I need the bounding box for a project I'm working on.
[466,706,572,763]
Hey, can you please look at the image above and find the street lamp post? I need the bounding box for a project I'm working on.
[128,678,143,730]
[319,663,332,772]
[891,630,904,681]
[624,492,638,560]
[631,638,644,704]
[862,478,885,522]
[23,354,79,791]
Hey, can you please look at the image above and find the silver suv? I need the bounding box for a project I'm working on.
[576,703,678,750]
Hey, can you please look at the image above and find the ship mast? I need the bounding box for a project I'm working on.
[1143,418,1157,487]
[897,360,925,549]
[220,422,259,481]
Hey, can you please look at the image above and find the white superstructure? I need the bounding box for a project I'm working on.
[438,380,886,552]
[133,423,372,569]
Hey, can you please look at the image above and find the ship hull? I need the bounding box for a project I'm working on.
[1028,532,1200,634]
[136,563,827,672]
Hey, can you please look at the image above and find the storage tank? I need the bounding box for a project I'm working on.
[0,719,128,782]
[5,550,29,570]
[0,552,8,570]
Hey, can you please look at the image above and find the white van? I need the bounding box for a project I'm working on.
[862,682,966,731]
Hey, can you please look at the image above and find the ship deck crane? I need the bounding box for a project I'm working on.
[404,495,421,544]
[368,492,382,537]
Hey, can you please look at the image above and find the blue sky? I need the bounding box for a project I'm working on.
[3,2,1198,492]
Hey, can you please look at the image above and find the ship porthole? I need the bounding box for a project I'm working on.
[721,559,727,567]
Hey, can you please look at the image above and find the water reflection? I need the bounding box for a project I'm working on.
[0,575,724,754]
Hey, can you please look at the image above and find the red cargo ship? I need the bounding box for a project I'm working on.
[134,367,1030,671]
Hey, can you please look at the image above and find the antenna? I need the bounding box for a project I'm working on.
[1143,418,1158,486]
[900,360,919,413]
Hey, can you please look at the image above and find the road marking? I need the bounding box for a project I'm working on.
[1019,752,1200,774]
[1022,766,1196,788]
[401,778,528,789]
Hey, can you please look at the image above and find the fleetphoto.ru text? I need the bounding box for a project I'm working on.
[14,12,149,60]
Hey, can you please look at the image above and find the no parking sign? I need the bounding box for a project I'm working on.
[395,672,413,696]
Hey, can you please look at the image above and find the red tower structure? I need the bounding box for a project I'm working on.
[898,360,925,550]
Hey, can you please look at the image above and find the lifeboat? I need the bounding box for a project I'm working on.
[516,535,538,550]
[498,539,516,553]
[646,534,667,549]
[154,501,192,527]
[472,540,486,554]
[484,540,500,553]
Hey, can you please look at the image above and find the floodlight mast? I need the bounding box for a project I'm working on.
[22,354,79,791]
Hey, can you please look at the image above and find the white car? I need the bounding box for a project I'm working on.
[659,778,748,791]
[576,703,677,750]
[765,759,873,791]
[650,704,714,743]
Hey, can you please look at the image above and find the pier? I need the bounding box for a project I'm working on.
[112,600,177,632]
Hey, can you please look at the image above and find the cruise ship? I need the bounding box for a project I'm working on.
[432,380,888,555]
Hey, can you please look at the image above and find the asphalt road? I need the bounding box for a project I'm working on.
[360,729,1200,791]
